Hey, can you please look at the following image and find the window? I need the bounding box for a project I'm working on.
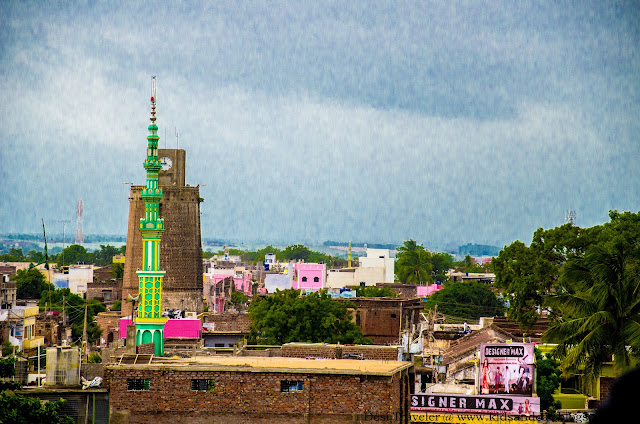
[281,380,304,392]
[301,276,307,282]
[127,379,150,391]
[191,379,215,391]
[313,276,319,283]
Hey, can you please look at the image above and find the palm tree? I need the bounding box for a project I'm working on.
[543,241,640,377]
[395,240,433,284]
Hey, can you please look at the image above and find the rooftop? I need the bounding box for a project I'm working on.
[107,355,412,376]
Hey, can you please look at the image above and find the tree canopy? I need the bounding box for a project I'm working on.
[355,285,398,298]
[15,267,52,299]
[492,210,640,330]
[424,282,505,321]
[543,241,640,377]
[395,240,454,284]
[38,289,105,344]
[247,289,371,345]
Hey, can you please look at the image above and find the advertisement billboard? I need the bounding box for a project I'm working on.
[410,393,540,416]
[479,343,534,396]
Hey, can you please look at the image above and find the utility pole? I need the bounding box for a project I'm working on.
[62,295,66,326]
[82,300,88,362]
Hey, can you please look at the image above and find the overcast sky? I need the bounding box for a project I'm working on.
[1,1,638,249]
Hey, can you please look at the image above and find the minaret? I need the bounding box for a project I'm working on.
[135,77,168,356]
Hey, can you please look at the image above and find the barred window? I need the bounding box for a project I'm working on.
[191,379,215,391]
[281,380,304,392]
[127,379,150,391]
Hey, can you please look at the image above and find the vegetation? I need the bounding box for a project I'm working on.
[535,348,562,419]
[492,210,640,330]
[424,282,505,321]
[38,289,105,344]
[355,285,398,297]
[15,266,53,299]
[0,356,74,423]
[229,291,249,310]
[247,289,371,345]
[395,240,454,284]
[204,244,349,268]
[544,241,640,377]
[0,244,125,268]
[0,392,74,424]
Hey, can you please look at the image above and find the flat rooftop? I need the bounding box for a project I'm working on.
[107,355,412,377]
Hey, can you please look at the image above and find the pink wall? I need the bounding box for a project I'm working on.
[120,317,202,339]
[292,263,326,291]
[210,273,252,295]
[417,284,442,297]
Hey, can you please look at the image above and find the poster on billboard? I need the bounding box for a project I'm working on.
[410,393,540,416]
[479,343,534,396]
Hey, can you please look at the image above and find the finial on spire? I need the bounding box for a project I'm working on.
[150,76,157,123]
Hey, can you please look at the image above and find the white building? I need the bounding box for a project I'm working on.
[68,265,93,297]
[326,248,395,289]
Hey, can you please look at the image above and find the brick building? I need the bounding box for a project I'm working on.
[345,297,423,345]
[105,355,413,423]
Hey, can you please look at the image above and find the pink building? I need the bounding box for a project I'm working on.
[120,317,201,339]
[203,269,253,313]
[417,283,442,297]
[292,263,326,292]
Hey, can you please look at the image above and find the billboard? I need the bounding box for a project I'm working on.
[479,343,534,396]
[410,393,540,416]
[410,412,538,423]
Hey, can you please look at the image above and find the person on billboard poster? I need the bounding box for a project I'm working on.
[493,366,502,393]
[481,359,490,394]
[504,365,512,393]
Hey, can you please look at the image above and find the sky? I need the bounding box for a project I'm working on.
[1,1,638,250]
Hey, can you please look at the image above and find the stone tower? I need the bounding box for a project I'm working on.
[122,91,203,321]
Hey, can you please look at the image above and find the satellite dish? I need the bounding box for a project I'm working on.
[126,294,139,303]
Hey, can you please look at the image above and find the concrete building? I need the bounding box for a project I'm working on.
[1,305,45,352]
[105,355,413,423]
[0,273,17,309]
[345,297,423,345]
[292,262,326,292]
[68,264,93,297]
[327,248,395,289]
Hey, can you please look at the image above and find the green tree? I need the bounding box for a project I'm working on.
[494,210,640,330]
[112,263,124,279]
[92,245,121,266]
[395,240,433,284]
[56,244,89,267]
[535,348,562,419]
[111,300,122,311]
[0,391,74,424]
[424,282,505,321]
[280,245,312,262]
[38,289,105,344]
[355,286,398,297]
[0,248,25,262]
[230,291,249,311]
[543,242,640,378]
[15,267,52,299]
[248,289,371,345]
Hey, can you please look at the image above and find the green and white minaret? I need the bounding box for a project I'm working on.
[135,76,168,356]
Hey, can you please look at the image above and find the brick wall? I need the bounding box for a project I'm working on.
[137,343,155,355]
[202,312,251,332]
[279,343,399,361]
[105,367,408,424]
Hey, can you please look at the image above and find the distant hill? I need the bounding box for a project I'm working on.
[457,243,500,257]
